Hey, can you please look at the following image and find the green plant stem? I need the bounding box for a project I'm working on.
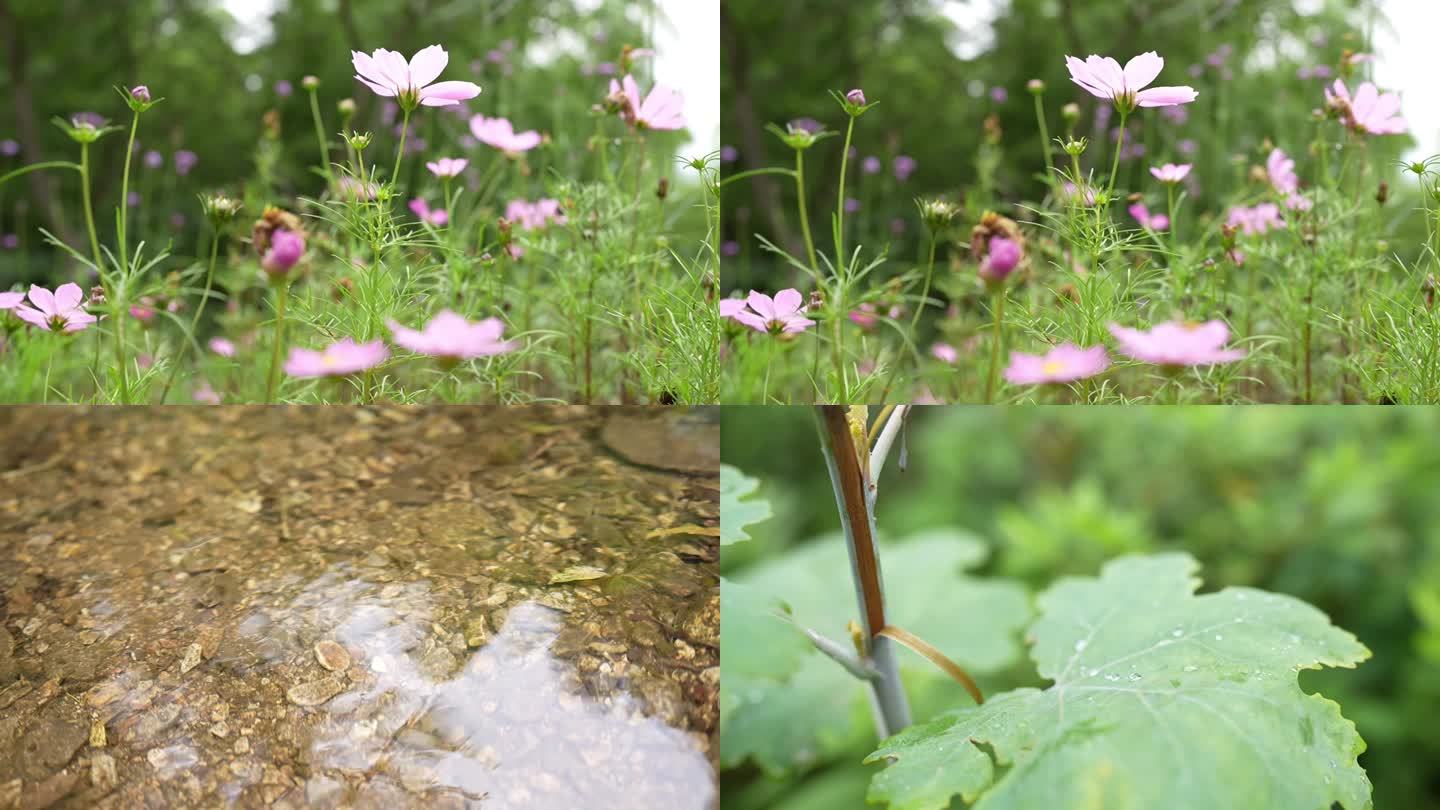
[908,235,938,338]
[118,110,139,272]
[392,108,413,182]
[984,288,1007,404]
[1033,94,1054,184]
[835,115,856,262]
[79,144,102,271]
[1106,108,1129,196]
[307,89,334,188]
[795,150,819,272]
[265,280,291,403]
[160,230,222,403]
[1166,184,1178,249]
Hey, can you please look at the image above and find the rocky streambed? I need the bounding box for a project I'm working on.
[0,406,719,809]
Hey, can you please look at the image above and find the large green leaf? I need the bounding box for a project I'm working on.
[866,553,1373,810]
[721,531,1031,776]
[721,464,772,546]
[720,577,811,726]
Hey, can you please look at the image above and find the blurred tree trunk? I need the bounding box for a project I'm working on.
[721,2,798,262]
[0,0,80,252]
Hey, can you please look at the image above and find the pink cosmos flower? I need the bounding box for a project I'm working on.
[388,310,518,361]
[1108,320,1245,366]
[335,176,379,201]
[1128,202,1169,231]
[426,157,468,178]
[848,303,903,332]
[469,116,542,153]
[1150,163,1191,184]
[1284,193,1313,212]
[192,382,221,404]
[1064,51,1198,109]
[261,229,306,277]
[931,343,959,364]
[1325,80,1405,135]
[1062,182,1097,207]
[284,338,389,378]
[0,291,24,312]
[1004,343,1111,385]
[351,45,481,108]
[608,75,685,130]
[1265,149,1299,194]
[1225,203,1286,236]
[12,283,98,333]
[209,337,237,357]
[409,198,449,226]
[504,199,566,230]
[723,290,816,335]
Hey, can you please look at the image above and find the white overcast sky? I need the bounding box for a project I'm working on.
[219,0,718,156]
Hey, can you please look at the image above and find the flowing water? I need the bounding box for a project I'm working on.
[0,406,719,809]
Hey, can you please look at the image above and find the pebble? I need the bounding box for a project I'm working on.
[179,643,204,675]
[210,721,231,739]
[286,678,343,707]
[233,737,251,754]
[90,752,118,789]
[89,719,107,748]
[464,617,489,648]
[313,641,350,672]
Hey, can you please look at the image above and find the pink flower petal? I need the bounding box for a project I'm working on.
[408,45,449,89]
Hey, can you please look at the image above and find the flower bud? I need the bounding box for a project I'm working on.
[130,86,151,104]
[1026,79,1045,95]
[845,88,866,106]
[1061,103,1080,125]
[345,131,372,151]
[202,194,242,227]
[1062,137,1088,157]
[979,236,1022,283]
[302,75,320,91]
[918,198,958,233]
[338,98,357,117]
[261,229,305,279]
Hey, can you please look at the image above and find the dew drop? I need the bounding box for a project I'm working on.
[1074,639,1088,652]
[1183,665,1198,672]
[1086,668,1100,678]
[1172,629,1183,638]
[1214,634,1223,641]
[1104,673,1121,682]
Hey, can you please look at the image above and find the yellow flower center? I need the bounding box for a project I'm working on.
[1042,361,1064,375]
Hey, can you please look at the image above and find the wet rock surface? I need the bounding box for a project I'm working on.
[0,406,720,809]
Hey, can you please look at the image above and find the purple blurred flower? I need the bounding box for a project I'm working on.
[0,140,18,157]
[789,117,823,134]
[893,155,917,181]
[1,234,18,250]
[862,156,881,175]
[174,150,198,176]
[126,191,141,208]
[844,198,861,214]
[144,150,164,169]
[721,241,740,257]
[1178,138,1198,155]
[890,218,906,236]
[989,86,1008,103]
[274,79,293,97]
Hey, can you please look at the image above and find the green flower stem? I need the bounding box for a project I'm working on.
[835,115,856,263]
[795,150,819,272]
[79,144,102,272]
[113,109,141,401]
[118,110,139,271]
[265,280,291,403]
[392,108,413,183]
[1166,184,1179,249]
[984,288,1007,404]
[1106,108,1129,196]
[1033,94,1054,184]
[159,229,223,403]
[307,88,333,188]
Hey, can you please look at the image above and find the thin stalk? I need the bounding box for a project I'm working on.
[118,110,139,272]
[1106,109,1129,196]
[307,88,334,188]
[815,406,911,740]
[984,288,1007,404]
[1033,93,1054,184]
[795,150,819,272]
[835,115,856,261]
[265,280,290,403]
[160,229,222,402]
[79,144,102,271]
[392,108,413,182]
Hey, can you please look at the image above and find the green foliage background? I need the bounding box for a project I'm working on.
[722,406,1440,809]
[719,0,1421,294]
[0,0,700,287]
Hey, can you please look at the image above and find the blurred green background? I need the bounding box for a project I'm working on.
[0,0,702,288]
[722,406,1440,809]
[719,0,1423,295]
